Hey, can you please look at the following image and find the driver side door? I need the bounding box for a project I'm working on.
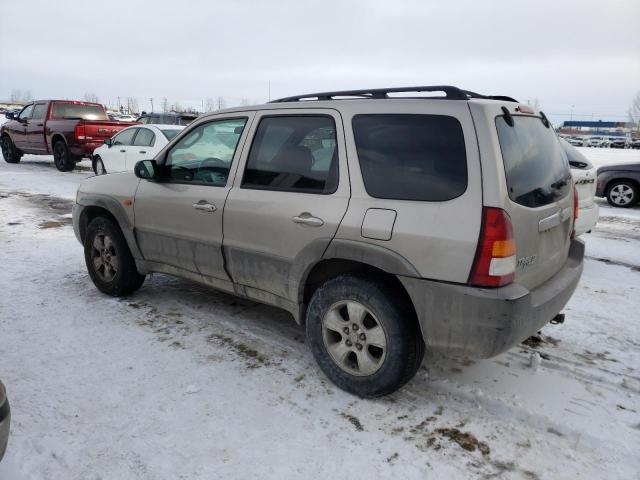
[133,113,254,284]
[12,104,33,150]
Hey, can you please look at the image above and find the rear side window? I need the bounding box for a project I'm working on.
[51,103,108,120]
[162,129,182,141]
[496,116,571,208]
[242,116,338,194]
[352,114,467,201]
[133,128,155,147]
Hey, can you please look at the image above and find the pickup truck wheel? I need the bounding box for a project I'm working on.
[92,156,107,175]
[1,136,22,164]
[606,181,638,208]
[84,216,145,296]
[305,274,424,398]
[53,141,77,172]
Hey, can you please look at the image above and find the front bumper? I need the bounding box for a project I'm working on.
[0,382,10,461]
[399,239,584,358]
[575,203,599,236]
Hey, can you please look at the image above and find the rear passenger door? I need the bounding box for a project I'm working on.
[27,102,48,152]
[128,127,155,168]
[223,110,350,301]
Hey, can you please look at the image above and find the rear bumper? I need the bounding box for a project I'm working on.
[0,384,10,461]
[399,239,584,358]
[575,203,599,236]
[70,142,102,158]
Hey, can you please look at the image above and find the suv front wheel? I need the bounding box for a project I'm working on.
[606,180,638,208]
[84,216,145,296]
[305,274,424,397]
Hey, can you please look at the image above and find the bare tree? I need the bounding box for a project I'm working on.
[205,97,216,112]
[83,92,99,103]
[628,91,640,134]
[126,97,139,114]
[161,97,169,113]
[23,90,33,102]
[240,98,249,107]
[216,96,226,110]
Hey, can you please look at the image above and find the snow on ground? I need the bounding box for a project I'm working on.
[0,152,639,480]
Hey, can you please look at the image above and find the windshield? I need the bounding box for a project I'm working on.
[496,115,571,208]
[162,129,182,141]
[52,103,108,120]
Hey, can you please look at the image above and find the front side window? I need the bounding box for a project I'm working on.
[496,116,571,207]
[242,115,338,194]
[133,128,155,147]
[352,114,467,201]
[32,104,47,119]
[112,128,137,146]
[51,102,108,120]
[165,118,247,186]
[18,105,34,120]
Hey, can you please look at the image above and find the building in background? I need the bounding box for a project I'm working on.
[559,120,636,137]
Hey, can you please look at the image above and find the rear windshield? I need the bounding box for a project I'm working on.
[559,139,593,169]
[352,114,467,201]
[162,129,182,141]
[495,115,571,208]
[51,103,108,121]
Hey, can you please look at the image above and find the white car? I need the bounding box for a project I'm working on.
[587,136,607,148]
[92,124,185,174]
[560,139,599,235]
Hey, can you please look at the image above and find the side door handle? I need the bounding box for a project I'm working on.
[292,212,324,227]
[139,150,147,154]
[120,149,126,153]
[192,200,217,212]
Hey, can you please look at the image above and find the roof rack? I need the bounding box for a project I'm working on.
[270,85,518,103]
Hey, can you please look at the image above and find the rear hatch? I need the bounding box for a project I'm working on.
[494,111,574,290]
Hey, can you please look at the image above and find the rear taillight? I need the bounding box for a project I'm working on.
[468,207,516,287]
[571,185,578,239]
[74,124,86,141]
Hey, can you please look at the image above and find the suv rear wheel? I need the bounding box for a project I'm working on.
[606,180,638,208]
[84,216,145,296]
[1,135,22,163]
[305,274,424,397]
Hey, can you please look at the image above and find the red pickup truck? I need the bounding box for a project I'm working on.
[1,100,137,171]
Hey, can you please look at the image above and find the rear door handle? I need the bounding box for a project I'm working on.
[192,200,217,212]
[292,212,324,227]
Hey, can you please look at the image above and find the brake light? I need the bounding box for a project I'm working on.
[469,207,516,287]
[571,185,578,239]
[74,124,86,141]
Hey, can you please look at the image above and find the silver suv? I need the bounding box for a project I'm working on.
[73,86,584,397]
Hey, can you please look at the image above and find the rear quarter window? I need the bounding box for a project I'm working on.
[496,116,571,208]
[352,114,467,201]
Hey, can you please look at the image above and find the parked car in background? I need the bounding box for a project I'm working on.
[92,124,185,174]
[1,100,138,171]
[587,136,607,148]
[137,111,198,126]
[631,138,640,150]
[567,137,584,147]
[560,139,599,234]
[0,380,9,462]
[597,162,640,208]
[608,137,627,149]
[73,85,584,397]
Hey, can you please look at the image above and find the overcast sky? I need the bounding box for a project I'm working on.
[1,0,638,123]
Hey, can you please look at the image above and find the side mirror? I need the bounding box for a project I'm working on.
[134,159,159,180]
[5,112,15,120]
[103,138,112,147]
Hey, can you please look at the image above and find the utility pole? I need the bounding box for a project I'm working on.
[117,97,121,112]
[268,80,271,101]
[150,98,154,112]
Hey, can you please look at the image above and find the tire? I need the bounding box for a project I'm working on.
[84,216,145,296]
[52,140,77,172]
[305,274,424,398]
[606,180,638,208]
[1,135,22,164]
[92,155,107,175]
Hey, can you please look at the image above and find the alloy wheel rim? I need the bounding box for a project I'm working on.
[91,233,118,281]
[322,300,387,376]
[610,185,634,205]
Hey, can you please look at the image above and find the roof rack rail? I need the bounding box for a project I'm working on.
[270,86,518,103]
